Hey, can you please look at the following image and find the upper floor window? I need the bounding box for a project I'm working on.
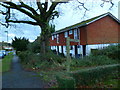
[57,34,59,43]
[52,35,54,40]
[74,29,78,39]
[64,32,68,38]
[54,34,56,38]
[69,30,73,35]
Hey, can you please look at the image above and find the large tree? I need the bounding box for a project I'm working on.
[0,0,114,54]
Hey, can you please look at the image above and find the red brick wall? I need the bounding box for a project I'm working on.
[49,15,119,46]
[86,16,119,44]
[49,29,79,46]
[80,26,87,45]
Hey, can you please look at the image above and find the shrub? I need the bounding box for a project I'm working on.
[17,51,36,64]
[93,45,120,61]
[27,41,41,53]
[70,64,120,86]
[18,50,66,70]
[37,51,66,64]
[56,73,76,88]
[70,55,118,68]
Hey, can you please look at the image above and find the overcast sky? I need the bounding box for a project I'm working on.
[0,0,119,43]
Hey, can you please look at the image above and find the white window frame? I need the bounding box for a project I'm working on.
[64,32,68,38]
[74,29,78,39]
[54,34,56,38]
[52,35,54,40]
[57,34,59,43]
[69,30,72,35]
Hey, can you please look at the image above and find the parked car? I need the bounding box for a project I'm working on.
[0,51,4,59]
[0,50,6,56]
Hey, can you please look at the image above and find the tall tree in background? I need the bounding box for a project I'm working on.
[0,0,114,54]
[12,37,29,51]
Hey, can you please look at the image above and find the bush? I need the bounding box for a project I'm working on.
[56,73,76,88]
[17,51,36,64]
[93,45,120,61]
[27,41,41,53]
[37,51,66,64]
[70,55,118,68]
[70,64,120,86]
[18,50,66,70]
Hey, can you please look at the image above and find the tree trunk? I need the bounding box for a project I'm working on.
[40,36,50,54]
[39,23,51,54]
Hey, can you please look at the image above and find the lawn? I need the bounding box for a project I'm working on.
[2,53,13,72]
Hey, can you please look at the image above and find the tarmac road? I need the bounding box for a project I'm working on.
[2,55,44,88]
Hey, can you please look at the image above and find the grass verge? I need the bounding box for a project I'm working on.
[2,53,13,72]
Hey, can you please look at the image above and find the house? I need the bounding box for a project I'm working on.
[0,42,13,51]
[49,12,120,58]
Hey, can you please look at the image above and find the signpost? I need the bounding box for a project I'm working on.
[66,37,80,72]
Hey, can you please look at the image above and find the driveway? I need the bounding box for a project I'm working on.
[2,55,44,88]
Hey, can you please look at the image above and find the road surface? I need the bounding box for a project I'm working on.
[2,55,44,88]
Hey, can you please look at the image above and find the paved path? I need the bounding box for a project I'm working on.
[2,55,44,88]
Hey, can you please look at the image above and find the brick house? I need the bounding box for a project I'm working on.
[49,12,120,58]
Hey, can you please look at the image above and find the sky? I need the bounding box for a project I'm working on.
[0,0,119,43]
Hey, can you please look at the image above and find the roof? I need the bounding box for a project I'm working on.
[52,12,120,35]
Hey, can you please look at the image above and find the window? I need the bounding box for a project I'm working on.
[77,45,81,48]
[57,34,59,43]
[54,34,56,38]
[69,30,72,34]
[52,35,54,40]
[74,29,78,39]
[64,32,68,38]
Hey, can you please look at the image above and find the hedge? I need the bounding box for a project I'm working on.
[56,73,76,88]
[70,64,119,86]
[92,45,120,61]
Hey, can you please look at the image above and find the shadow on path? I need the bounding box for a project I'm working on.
[2,55,44,88]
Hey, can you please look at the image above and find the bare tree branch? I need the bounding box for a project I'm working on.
[109,0,114,10]
[44,0,48,12]
[3,2,39,21]
[100,0,114,9]
[36,0,44,14]
[76,0,89,18]
[0,22,9,28]
[7,20,39,25]
[46,2,59,20]
[77,0,89,11]
[18,1,39,15]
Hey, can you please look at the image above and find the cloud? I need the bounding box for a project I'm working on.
[8,33,16,37]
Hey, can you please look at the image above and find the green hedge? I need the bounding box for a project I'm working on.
[92,44,120,61]
[71,55,118,68]
[56,73,76,88]
[17,51,36,64]
[70,64,119,86]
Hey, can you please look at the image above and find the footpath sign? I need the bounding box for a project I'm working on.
[66,37,80,72]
